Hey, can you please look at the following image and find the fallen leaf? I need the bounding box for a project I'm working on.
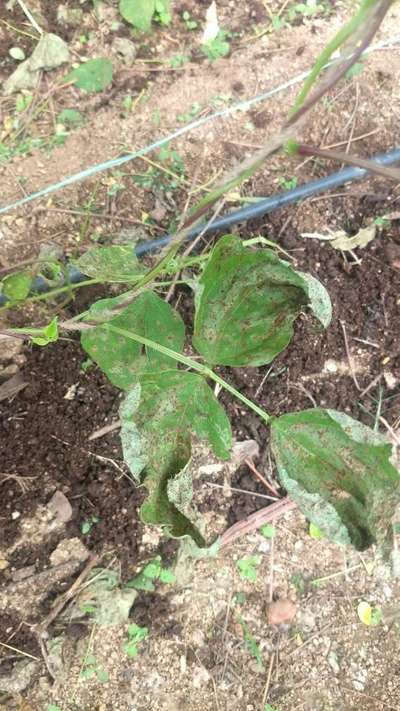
[266,598,298,625]
[302,224,376,251]
[3,33,69,94]
[202,1,219,43]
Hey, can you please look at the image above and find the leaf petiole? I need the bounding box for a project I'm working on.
[106,324,271,424]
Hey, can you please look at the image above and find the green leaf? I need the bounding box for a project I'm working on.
[260,524,275,539]
[193,235,330,366]
[127,623,149,641]
[96,668,109,683]
[81,291,185,390]
[64,58,113,93]
[237,615,264,671]
[47,706,62,711]
[120,371,231,542]
[119,0,155,31]
[73,245,144,283]
[1,270,32,302]
[31,317,59,346]
[159,568,176,584]
[154,0,171,25]
[80,667,95,680]
[57,108,84,126]
[271,409,400,552]
[236,556,261,583]
[123,640,139,657]
[309,522,324,539]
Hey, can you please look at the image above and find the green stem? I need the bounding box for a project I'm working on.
[107,324,271,425]
[0,278,101,311]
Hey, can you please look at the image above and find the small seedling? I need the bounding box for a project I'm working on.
[374,215,390,228]
[201,31,231,61]
[237,615,264,670]
[264,705,280,711]
[81,515,99,535]
[357,601,382,626]
[47,706,62,711]
[177,102,202,123]
[236,556,262,583]
[233,591,247,605]
[279,175,298,190]
[126,555,176,591]
[122,623,149,657]
[308,522,325,539]
[182,10,198,30]
[260,524,275,539]
[80,654,109,682]
[169,54,190,68]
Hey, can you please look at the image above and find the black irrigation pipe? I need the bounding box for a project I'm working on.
[1,146,400,307]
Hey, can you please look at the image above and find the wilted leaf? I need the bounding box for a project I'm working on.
[357,600,372,625]
[119,0,155,31]
[120,371,231,542]
[73,245,144,282]
[1,271,32,301]
[302,224,376,252]
[193,235,330,366]
[65,58,113,93]
[271,409,400,552]
[4,33,69,94]
[77,573,137,626]
[81,291,185,389]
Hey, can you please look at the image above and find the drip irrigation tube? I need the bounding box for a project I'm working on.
[1,145,400,307]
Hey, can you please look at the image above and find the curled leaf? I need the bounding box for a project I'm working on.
[271,409,400,553]
[193,235,331,366]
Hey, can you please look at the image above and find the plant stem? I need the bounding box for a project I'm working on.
[107,324,271,424]
[0,278,101,311]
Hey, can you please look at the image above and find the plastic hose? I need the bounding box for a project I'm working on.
[1,145,400,307]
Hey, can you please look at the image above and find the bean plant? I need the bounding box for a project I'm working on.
[2,0,400,558]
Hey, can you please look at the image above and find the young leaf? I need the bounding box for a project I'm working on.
[31,317,59,346]
[236,555,262,583]
[64,58,113,93]
[309,522,324,540]
[57,108,84,126]
[73,245,144,283]
[260,524,275,539]
[120,371,231,542]
[237,615,264,671]
[193,235,330,366]
[1,270,32,302]
[81,291,185,389]
[271,409,400,552]
[119,0,155,31]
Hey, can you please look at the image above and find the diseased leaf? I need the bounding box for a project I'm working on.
[73,245,144,282]
[120,371,231,542]
[64,58,113,93]
[271,409,400,552]
[119,0,155,31]
[81,291,185,389]
[1,270,32,301]
[193,235,330,366]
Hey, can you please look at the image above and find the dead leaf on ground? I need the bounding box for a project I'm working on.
[266,598,298,625]
[302,224,376,251]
